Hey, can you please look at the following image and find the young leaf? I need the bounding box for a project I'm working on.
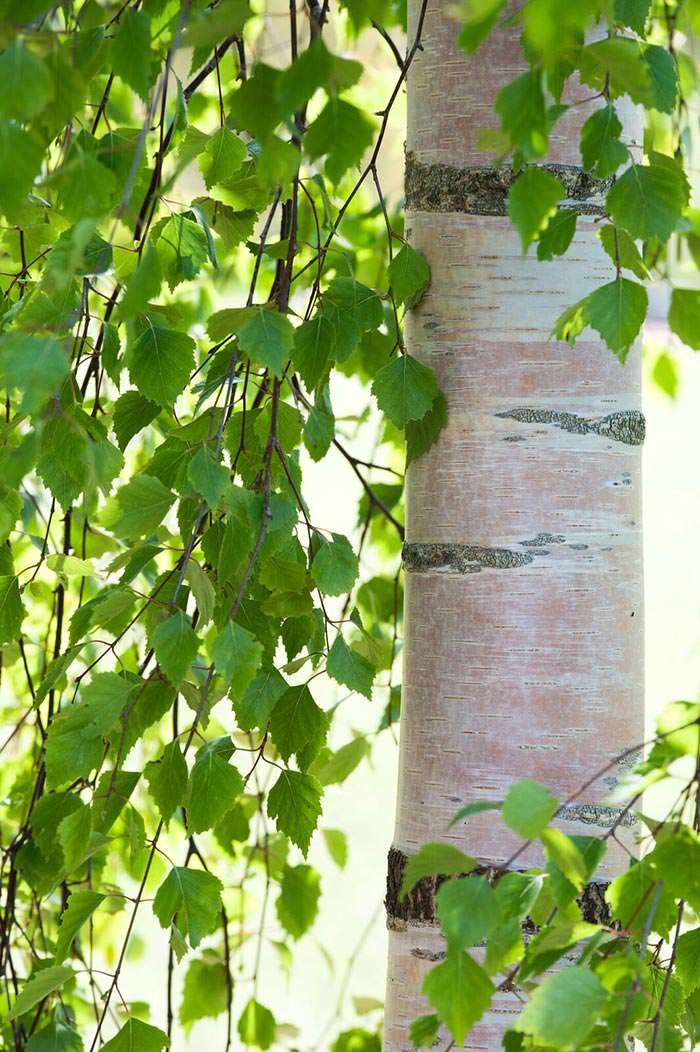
[237,999,276,1050]
[180,955,228,1029]
[668,287,700,349]
[111,10,153,100]
[267,770,323,855]
[293,315,334,390]
[606,154,689,242]
[152,867,223,948]
[388,244,431,309]
[126,323,196,408]
[580,105,629,178]
[188,446,230,509]
[188,738,244,834]
[422,951,494,1045]
[372,354,438,428]
[675,927,700,993]
[327,634,375,699]
[54,890,105,964]
[144,741,188,824]
[514,966,609,1046]
[8,966,74,1021]
[304,98,375,183]
[585,277,648,361]
[400,843,476,898]
[508,168,565,252]
[436,875,501,950]
[112,391,160,451]
[269,684,328,769]
[100,1019,170,1052]
[238,309,294,378]
[311,533,358,596]
[198,127,247,189]
[502,779,558,839]
[406,391,448,466]
[101,474,174,541]
[152,611,200,687]
[211,622,263,697]
[276,863,321,939]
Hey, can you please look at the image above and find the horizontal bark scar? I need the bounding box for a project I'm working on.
[385,847,612,930]
[556,803,637,827]
[496,408,646,446]
[405,152,611,216]
[403,542,532,573]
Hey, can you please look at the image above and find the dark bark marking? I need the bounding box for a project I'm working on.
[403,542,532,574]
[556,803,636,828]
[385,846,612,930]
[496,407,646,446]
[405,152,611,216]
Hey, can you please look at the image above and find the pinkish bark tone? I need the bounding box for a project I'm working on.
[383,5,644,1049]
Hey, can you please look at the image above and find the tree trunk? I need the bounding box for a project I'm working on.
[384,6,644,1048]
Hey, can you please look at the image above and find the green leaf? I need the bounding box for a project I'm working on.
[293,315,334,390]
[152,611,200,687]
[304,97,375,183]
[614,0,651,33]
[26,1015,83,1052]
[401,843,476,898]
[585,278,648,361]
[0,121,44,218]
[101,474,174,541]
[237,999,276,1050]
[406,391,448,466]
[188,738,244,834]
[276,863,321,939]
[187,446,229,509]
[648,828,700,911]
[0,569,25,645]
[449,800,502,827]
[652,351,678,398]
[0,334,68,416]
[198,127,247,189]
[508,168,565,252]
[388,244,431,309]
[8,965,74,1020]
[312,737,371,786]
[437,875,501,950]
[458,0,507,55]
[111,10,152,100]
[113,391,160,451]
[514,966,609,1046]
[211,622,263,697]
[536,209,577,261]
[157,214,210,288]
[238,309,294,378]
[126,322,196,408]
[0,41,51,120]
[304,391,335,461]
[152,866,223,948]
[116,245,163,322]
[540,828,588,890]
[322,828,349,868]
[644,43,678,114]
[311,533,358,596]
[100,1019,170,1052]
[54,890,105,964]
[668,288,700,350]
[580,104,629,178]
[502,779,558,839]
[45,673,136,788]
[597,224,648,279]
[269,684,328,769]
[607,155,689,242]
[327,634,375,699]
[422,951,494,1045]
[234,666,288,732]
[676,927,700,993]
[144,741,188,824]
[267,770,323,856]
[372,354,438,428]
[495,70,547,159]
[180,954,228,1029]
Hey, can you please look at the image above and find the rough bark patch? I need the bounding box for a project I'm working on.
[496,408,646,446]
[405,153,611,216]
[403,542,532,574]
[556,803,636,828]
[385,847,612,931]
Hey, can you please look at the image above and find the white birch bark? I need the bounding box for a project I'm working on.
[383,6,644,1049]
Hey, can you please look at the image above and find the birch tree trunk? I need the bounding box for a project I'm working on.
[384,6,645,1048]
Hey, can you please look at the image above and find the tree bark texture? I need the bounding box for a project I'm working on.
[383,6,644,1049]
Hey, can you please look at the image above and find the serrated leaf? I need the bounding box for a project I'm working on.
[267,770,323,855]
[614,0,651,33]
[327,634,374,699]
[188,737,244,834]
[276,863,321,939]
[101,1019,169,1052]
[580,104,629,179]
[8,965,74,1020]
[304,97,375,183]
[54,890,105,964]
[152,611,199,687]
[597,224,648,279]
[198,127,247,189]
[437,875,501,950]
[293,315,334,390]
[187,446,229,509]
[585,277,648,361]
[152,866,223,948]
[514,966,608,1046]
[269,684,328,769]
[675,927,700,993]
[126,322,195,408]
[388,244,431,309]
[111,10,153,100]
[144,741,188,824]
[101,474,174,541]
[237,999,276,1050]
[508,168,565,252]
[0,333,68,417]
[607,155,689,242]
[668,287,700,349]
[372,354,438,428]
[180,955,228,1029]
[0,41,51,120]
[311,533,358,596]
[112,391,160,451]
[406,391,448,465]
[235,666,288,731]
[116,245,162,322]
[238,309,294,378]
[211,621,263,697]
[422,951,494,1045]
[502,779,558,839]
